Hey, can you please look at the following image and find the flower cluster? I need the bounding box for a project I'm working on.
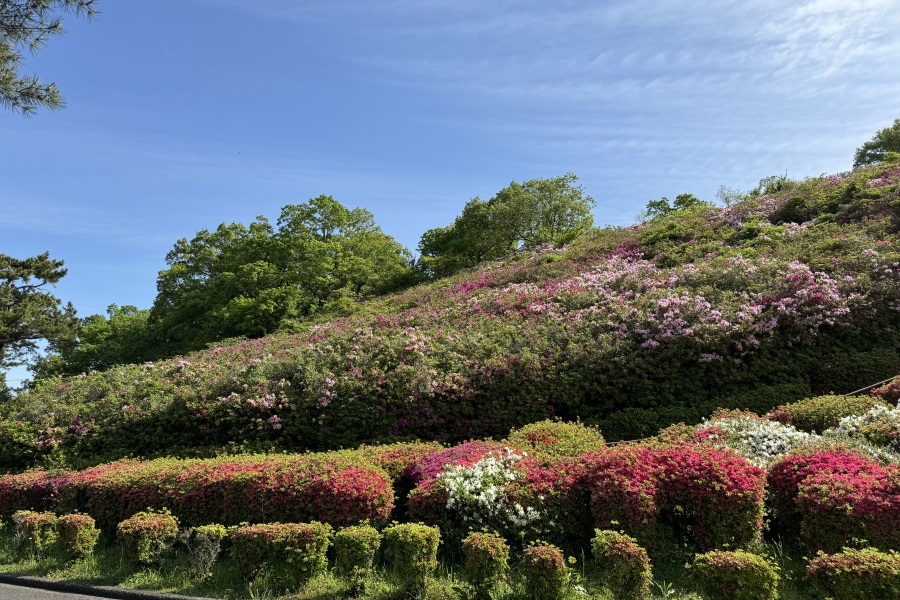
[696,410,813,466]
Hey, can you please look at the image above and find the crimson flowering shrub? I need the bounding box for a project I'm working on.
[690,550,779,600]
[230,522,333,587]
[117,510,179,567]
[807,547,900,600]
[590,529,652,600]
[587,443,766,552]
[402,441,508,486]
[521,543,569,600]
[872,376,900,403]
[56,513,100,560]
[0,452,393,530]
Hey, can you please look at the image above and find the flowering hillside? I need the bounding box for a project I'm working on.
[1,161,899,470]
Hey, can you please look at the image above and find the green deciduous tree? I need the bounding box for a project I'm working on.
[0,252,78,379]
[150,196,417,353]
[418,173,595,278]
[854,118,900,167]
[1,0,97,115]
[638,193,714,222]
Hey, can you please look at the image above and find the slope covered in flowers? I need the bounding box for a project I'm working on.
[2,161,900,470]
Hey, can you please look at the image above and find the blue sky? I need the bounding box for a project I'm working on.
[3,0,900,383]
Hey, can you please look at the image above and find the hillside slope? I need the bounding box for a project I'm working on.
[2,161,899,470]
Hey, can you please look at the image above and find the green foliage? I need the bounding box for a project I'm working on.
[16,510,58,557]
[384,522,441,594]
[639,193,715,222]
[807,547,900,600]
[150,195,417,355]
[55,513,99,560]
[460,531,509,599]
[0,0,97,115]
[590,529,652,600]
[116,509,179,567]
[418,173,594,277]
[176,523,227,579]
[768,394,888,433]
[690,550,779,600]
[855,119,900,167]
[521,543,569,600]
[506,419,604,458]
[0,252,78,375]
[334,524,382,593]
[230,521,333,588]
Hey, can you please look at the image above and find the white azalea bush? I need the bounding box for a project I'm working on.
[696,411,813,466]
[828,403,900,453]
[438,448,548,536]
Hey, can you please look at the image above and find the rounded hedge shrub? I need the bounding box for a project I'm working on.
[506,420,605,458]
[18,511,58,557]
[334,524,382,593]
[461,531,510,599]
[768,394,888,433]
[807,547,900,600]
[690,550,779,600]
[383,522,440,594]
[56,514,100,560]
[590,529,651,600]
[117,510,179,567]
[230,521,333,588]
[521,543,569,600]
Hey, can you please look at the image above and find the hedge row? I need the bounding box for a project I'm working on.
[0,451,395,529]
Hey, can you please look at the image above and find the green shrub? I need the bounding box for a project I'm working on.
[461,531,510,599]
[807,547,900,600]
[506,420,605,457]
[176,523,227,579]
[521,543,569,600]
[591,529,651,600]
[768,394,887,432]
[690,550,779,600]
[17,511,58,557]
[384,522,441,594]
[334,524,382,593]
[117,509,179,567]
[230,521,332,588]
[56,514,100,560]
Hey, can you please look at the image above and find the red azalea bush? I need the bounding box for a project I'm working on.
[0,470,62,516]
[872,376,900,404]
[587,443,766,551]
[767,446,888,545]
[402,440,508,486]
[1,453,393,530]
[358,441,444,481]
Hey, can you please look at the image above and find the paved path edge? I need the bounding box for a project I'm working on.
[0,573,218,600]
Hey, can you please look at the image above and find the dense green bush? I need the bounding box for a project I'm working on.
[521,543,569,600]
[16,510,57,557]
[807,547,900,600]
[55,513,99,560]
[506,420,604,457]
[176,524,227,579]
[768,394,888,432]
[590,529,652,600]
[461,531,510,599]
[334,524,382,593]
[690,550,779,600]
[384,522,440,594]
[230,522,332,588]
[117,510,179,567]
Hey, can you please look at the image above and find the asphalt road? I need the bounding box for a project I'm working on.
[0,582,98,600]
